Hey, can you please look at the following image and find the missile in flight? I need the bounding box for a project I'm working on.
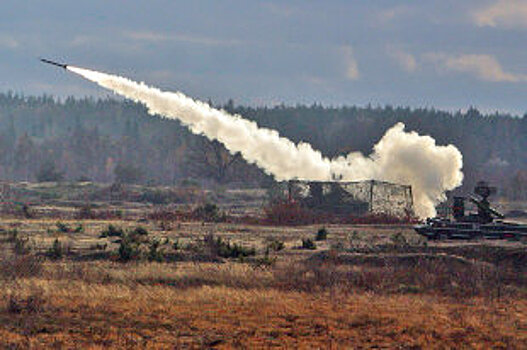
[40,58,68,69]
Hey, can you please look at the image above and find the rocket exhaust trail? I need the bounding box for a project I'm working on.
[62,65,463,218]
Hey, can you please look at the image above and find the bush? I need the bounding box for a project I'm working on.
[13,236,30,255]
[315,227,328,241]
[56,221,70,233]
[172,239,180,251]
[301,238,317,250]
[147,238,164,262]
[391,232,408,247]
[47,238,63,260]
[252,252,277,269]
[8,292,44,314]
[21,204,32,219]
[158,221,172,231]
[131,226,149,236]
[4,229,17,242]
[117,234,141,262]
[139,189,170,204]
[9,230,31,255]
[193,203,225,222]
[204,233,256,259]
[99,224,124,238]
[222,242,255,259]
[267,239,285,252]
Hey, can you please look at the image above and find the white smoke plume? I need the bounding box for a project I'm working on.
[67,66,463,217]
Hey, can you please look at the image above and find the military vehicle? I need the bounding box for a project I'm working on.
[415,181,527,240]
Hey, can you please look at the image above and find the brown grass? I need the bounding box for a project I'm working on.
[0,217,525,348]
[0,274,524,348]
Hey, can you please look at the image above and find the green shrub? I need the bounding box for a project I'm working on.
[99,224,124,238]
[11,230,31,255]
[131,226,149,236]
[139,189,169,204]
[117,234,140,262]
[391,232,408,247]
[252,252,277,269]
[147,238,164,262]
[21,205,32,219]
[47,239,63,260]
[193,203,225,222]
[301,238,317,250]
[204,234,256,258]
[223,242,255,259]
[74,223,83,233]
[315,227,328,241]
[56,221,70,233]
[6,229,18,242]
[267,239,285,252]
[348,231,361,251]
[172,239,180,251]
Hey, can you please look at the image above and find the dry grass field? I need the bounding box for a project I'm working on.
[0,190,526,348]
[1,275,525,348]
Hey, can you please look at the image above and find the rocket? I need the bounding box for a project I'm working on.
[40,58,68,69]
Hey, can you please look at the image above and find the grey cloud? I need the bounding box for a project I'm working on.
[387,46,417,72]
[125,30,243,47]
[424,52,527,82]
[0,34,19,49]
[0,1,526,115]
[473,0,527,28]
[376,5,415,24]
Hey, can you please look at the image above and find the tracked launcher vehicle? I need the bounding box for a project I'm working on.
[415,181,527,240]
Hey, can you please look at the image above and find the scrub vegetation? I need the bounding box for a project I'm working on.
[0,195,525,348]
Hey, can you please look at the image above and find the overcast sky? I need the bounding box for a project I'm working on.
[1,0,527,115]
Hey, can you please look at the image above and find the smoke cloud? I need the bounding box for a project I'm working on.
[67,66,463,218]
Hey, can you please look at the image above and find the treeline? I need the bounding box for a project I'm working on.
[0,93,526,199]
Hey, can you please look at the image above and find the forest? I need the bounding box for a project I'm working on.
[0,92,526,199]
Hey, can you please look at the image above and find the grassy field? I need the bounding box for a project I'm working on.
[1,276,525,348]
[0,182,526,348]
[0,216,525,348]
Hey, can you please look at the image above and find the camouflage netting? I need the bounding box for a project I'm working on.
[285,180,414,217]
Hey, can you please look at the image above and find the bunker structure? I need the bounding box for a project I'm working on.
[285,180,414,217]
